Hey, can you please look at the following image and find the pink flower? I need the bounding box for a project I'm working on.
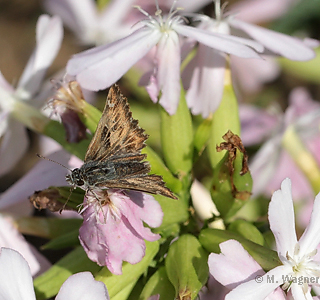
[0,248,109,300]
[79,189,163,275]
[218,178,320,299]
[182,0,317,118]
[0,15,63,176]
[208,240,286,300]
[241,88,320,203]
[67,1,261,115]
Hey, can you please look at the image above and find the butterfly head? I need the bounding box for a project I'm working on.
[66,168,85,188]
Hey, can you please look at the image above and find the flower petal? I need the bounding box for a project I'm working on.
[0,150,73,212]
[229,18,316,61]
[0,215,50,276]
[268,178,298,260]
[0,248,36,300]
[56,272,109,300]
[79,190,162,275]
[209,240,265,290]
[183,44,226,117]
[17,15,63,98]
[225,265,290,300]
[0,117,28,177]
[174,23,262,58]
[67,27,161,91]
[155,31,181,115]
[44,0,97,41]
[298,192,320,256]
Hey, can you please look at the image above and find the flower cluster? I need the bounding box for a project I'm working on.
[1,0,320,299]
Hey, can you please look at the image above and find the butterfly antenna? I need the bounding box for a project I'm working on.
[36,154,72,172]
[59,186,75,214]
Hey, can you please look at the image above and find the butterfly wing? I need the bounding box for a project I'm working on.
[84,84,148,163]
[98,175,177,199]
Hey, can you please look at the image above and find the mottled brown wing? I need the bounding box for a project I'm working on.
[97,175,177,199]
[84,85,148,163]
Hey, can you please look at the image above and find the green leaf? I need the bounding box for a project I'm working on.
[95,240,159,299]
[34,247,102,300]
[139,267,175,300]
[228,220,265,246]
[165,234,209,300]
[160,87,193,176]
[80,100,103,133]
[199,228,281,271]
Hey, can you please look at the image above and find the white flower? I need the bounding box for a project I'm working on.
[225,178,320,299]
[182,0,317,118]
[0,247,110,300]
[44,0,136,45]
[0,15,63,176]
[67,1,261,115]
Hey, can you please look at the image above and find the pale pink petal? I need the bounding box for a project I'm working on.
[183,45,226,117]
[156,31,181,115]
[0,215,50,276]
[0,150,72,212]
[268,178,298,260]
[67,28,161,91]
[225,265,291,300]
[79,190,162,275]
[209,240,287,300]
[174,23,263,59]
[298,192,320,256]
[239,104,279,146]
[175,0,211,12]
[231,55,280,93]
[266,150,313,201]
[230,0,296,24]
[0,71,14,93]
[44,0,97,42]
[209,240,264,290]
[250,136,282,196]
[144,73,160,103]
[0,248,36,300]
[0,117,28,177]
[56,272,109,300]
[17,15,63,98]
[229,18,315,61]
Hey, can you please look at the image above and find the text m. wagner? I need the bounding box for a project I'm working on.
[267,275,320,285]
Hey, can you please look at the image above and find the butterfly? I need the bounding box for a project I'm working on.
[65,84,177,200]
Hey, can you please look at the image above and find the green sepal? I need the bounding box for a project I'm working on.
[80,100,103,133]
[139,266,175,300]
[211,145,252,221]
[228,219,265,246]
[153,194,189,231]
[208,73,240,169]
[160,86,193,176]
[16,217,82,239]
[194,116,212,156]
[95,240,159,299]
[42,229,80,250]
[34,247,102,300]
[165,234,209,300]
[199,228,281,271]
[142,147,182,194]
